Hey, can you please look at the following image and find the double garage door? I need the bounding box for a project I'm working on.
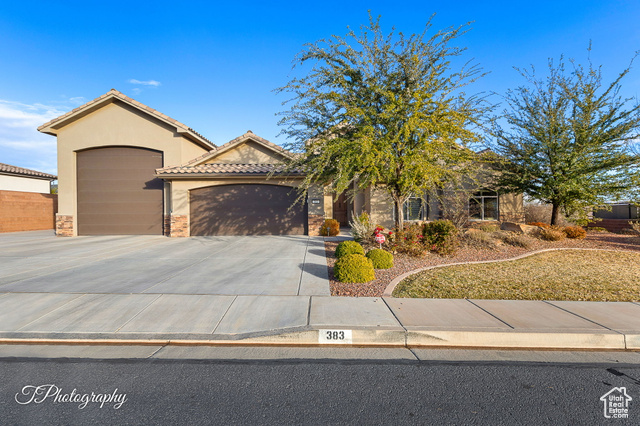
[190,184,307,236]
[76,147,306,236]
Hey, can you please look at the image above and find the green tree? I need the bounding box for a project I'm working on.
[492,52,640,225]
[276,15,489,228]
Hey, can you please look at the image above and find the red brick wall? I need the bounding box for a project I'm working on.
[0,190,58,233]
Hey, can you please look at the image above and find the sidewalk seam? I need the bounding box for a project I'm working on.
[113,294,164,333]
[14,293,87,332]
[210,295,239,334]
[297,237,311,296]
[381,297,408,347]
[466,299,515,329]
[306,296,313,327]
[542,300,621,334]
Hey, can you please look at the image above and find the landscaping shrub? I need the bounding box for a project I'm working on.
[562,226,587,239]
[538,226,566,241]
[320,219,340,236]
[527,222,550,229]
[479,223,500,233]
[366,248,394,269]
[502,233,534,249]
[629,221,640,235]
[423,220,459,256]
[349,212,377,243]
[333,254,375,283]
[460,229,498,250]
[335,240,365,258]
[391,224,427,256]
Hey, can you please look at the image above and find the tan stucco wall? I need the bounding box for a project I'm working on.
[369,188,395,229]
[0,175,52,194]
[207,141,285,164]
[499,192,525,222]
[55,101,208,235]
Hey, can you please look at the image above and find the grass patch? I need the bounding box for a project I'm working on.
[392,250,640,301]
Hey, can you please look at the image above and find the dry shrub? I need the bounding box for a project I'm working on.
[460,230,498,250]
[538,227,566,241]
[479,223,500,233]
[320,219,340,236]
[563,226,587,239]
[350,212,376,243]
[502,233,534,249]
[527,222,550,229]
[629,221,640,235]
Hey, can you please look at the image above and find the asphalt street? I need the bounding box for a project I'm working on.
[2,349,639,425]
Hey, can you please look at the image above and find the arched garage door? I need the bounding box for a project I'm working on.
[190,184,307,236]
[77,147,164,235]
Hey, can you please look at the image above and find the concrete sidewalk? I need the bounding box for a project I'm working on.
[2,293,640,350]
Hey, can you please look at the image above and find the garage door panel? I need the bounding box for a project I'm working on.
[78,185,164,200]
[190,184,307,236]
[77,147,163,235]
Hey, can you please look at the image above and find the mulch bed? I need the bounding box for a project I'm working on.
[324,232,640,297]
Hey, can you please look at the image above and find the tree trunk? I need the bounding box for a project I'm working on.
[394,198,404,230]
[550,203,561,226]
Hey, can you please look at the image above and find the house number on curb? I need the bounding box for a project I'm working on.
[318,329,353,344]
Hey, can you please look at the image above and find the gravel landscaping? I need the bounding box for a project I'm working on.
[325,232,640,297]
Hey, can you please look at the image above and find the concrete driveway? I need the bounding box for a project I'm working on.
[0,231,330,296]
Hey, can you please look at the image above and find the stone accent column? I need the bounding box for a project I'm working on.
[170,214,189,237]
[307,184,326,237]
[163,215,171,236]
[56,214,74,237]
[308,214,325,237]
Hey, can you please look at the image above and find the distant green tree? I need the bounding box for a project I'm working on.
[276,15,489,228]
[492,51,640,225]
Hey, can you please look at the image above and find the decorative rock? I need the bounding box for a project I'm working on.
[500,222,539,235]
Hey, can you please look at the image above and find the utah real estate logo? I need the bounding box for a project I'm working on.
[600,387,632,419]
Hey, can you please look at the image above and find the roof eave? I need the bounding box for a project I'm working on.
[155,172,304,179]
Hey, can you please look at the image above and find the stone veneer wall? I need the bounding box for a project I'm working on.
[55,214,74,237]
[308,214,324,237]
[163,215,171,236]
[170,214,189,237]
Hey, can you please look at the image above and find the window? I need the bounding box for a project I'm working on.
[469,190,499,221]
[403,196,426,221]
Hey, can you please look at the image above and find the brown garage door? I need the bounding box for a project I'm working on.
[190,184,307,236]
[77,147,164,235]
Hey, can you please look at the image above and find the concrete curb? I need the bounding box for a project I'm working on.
[382,248,629,296]
[0,327,637,350]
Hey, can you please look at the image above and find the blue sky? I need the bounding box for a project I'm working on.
[1,1,639,174]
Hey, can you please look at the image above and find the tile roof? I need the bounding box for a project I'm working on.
[156,163,303,176]
[180,130,293,167]
[0,163,57,180]
[38,89,215,149]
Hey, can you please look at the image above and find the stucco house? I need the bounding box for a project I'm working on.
[0,163,58,233]
[0,163,56,194]
[39,89,522,237]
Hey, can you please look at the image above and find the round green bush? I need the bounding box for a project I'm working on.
[366,249,394,269]
[333,254,375,283]
[335,240,365,258]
